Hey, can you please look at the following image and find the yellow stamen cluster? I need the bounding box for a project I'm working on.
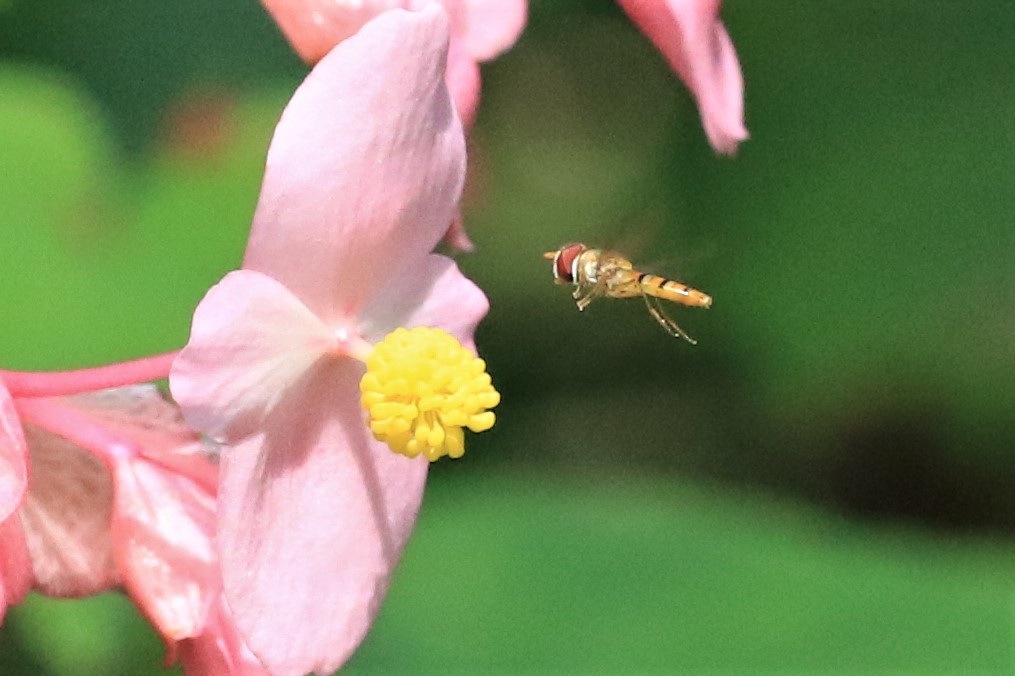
[360,327,500,462]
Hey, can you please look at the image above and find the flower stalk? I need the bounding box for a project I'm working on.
[1,351,178,399]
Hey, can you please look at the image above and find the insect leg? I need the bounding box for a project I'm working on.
[575,288,597,311]
[641,292,697,344]
[573,282,604,312]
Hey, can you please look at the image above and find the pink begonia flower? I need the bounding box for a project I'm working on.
[261,0,526,130]
[8,386,266,674]
[170,7,498,675]
[617,0,747,154]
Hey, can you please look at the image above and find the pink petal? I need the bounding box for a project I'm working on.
[218,359,428,675]
[67,386,218,492]
[260,0,402,64]
[359,253,489,352]
[51,389,233,661]
[170,270,333,445]
[177,594,269,675]
[17,388,219,602]
[111,454,219,644]
[618,0,747,154]
[17,425,118,597]
[442,212,475,252]
[460,0,527,61]
[244,6,466,326]
[0,516,31,623]
[445,36,482,130]
[441,40,480,249]
[0,381,27,523]
[69,385,200,441]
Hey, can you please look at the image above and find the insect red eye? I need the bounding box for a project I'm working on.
[555,245,583,283]
[554,254,573,282]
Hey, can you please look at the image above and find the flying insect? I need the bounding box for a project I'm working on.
[543,242,712,344]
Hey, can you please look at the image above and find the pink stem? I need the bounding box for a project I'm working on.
[1,351,179,398]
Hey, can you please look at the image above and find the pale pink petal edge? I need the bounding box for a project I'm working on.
[359,253,489,353]
[170,269,332,444]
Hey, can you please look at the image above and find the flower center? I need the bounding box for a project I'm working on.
[360,327,500,462]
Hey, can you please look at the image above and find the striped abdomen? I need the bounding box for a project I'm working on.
[637,273,712,308]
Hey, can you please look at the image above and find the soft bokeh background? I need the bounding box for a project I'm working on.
[2,1,1015,673]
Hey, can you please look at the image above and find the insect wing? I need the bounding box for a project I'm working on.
[596,252,643,299]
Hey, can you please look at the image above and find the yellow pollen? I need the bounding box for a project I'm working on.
[360,327,500,462]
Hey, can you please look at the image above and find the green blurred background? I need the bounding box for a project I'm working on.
[2,0,1015,673]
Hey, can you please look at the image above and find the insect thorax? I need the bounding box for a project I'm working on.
[576,249,603,285]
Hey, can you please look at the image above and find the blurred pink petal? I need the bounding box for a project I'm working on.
[2,385,263,672]
[440,30,480,250]
[445,36,482,132]
[170,270,333,444]
[77,388,265,674]
[261,0,401,63]
[459,0,527,60]
[0,381,27,523]
[443,212,476,252]
[244,8,465,324]
[111,454,219,645]
[0,516,31,623]
[618,0,747,154]
[178,595,268,675]
[261,0,526,65]
[70,387,219,491]
[18,425,117,597]
[35,389,217,644]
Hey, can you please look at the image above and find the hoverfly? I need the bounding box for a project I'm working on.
[543,242,712,344]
